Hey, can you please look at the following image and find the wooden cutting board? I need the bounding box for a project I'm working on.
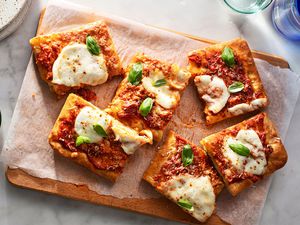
[5,9,289,225]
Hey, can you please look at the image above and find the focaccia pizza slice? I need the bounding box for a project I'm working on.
[200,112,287,196]
[106,53,191,141]
[143,131,224,223]
[48,93,152,181]
[30,20,122,97]
[188,38,268,124]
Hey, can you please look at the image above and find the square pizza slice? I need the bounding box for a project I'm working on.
[200,112,287,196]
[30,20,122,97]
[48,93,152,181]
[188,38,268,124]
[143,131,224,223]
[105,53,191,141]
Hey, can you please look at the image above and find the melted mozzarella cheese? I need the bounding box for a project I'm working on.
[74,106,152,154]
[52,43,108,87]
[142,70,180,109]
[223,129,266,175]
[75,106,110,143]
[161,175,215,223]
[228,98,267,116]
[197,76,230,114]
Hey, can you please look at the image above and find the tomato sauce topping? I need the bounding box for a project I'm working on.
[53,102,128,172]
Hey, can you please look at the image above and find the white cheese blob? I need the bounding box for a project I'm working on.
[223,129,266,175]
[196,75,230,114]
[52,43,108,87]
[142,70,180,109]
[160,175,215,223]
[74,106,152,154]
[228,98,267,116]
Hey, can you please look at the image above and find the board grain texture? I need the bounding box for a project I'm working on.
[6,8,289,225]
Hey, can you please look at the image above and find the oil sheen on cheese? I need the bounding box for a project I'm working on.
[142,70,180,109]
[161,175,215,222]
[74,106,152,154]
[195,75,230,114]
[223,129,266,175]
[52,43,108,87]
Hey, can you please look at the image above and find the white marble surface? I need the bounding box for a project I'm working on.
[0,0,299,224]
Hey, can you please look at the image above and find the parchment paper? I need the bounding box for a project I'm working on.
[1,1,300,225]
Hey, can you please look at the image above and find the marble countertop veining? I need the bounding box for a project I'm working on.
[0,0,300,225]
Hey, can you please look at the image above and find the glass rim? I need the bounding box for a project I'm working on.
[223,0,274,14]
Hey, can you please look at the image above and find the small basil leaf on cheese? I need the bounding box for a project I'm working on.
[93,124,107,137]
[86,36,100,55]
[128,62,143,85]
[76,135,91,147]
[182,144,194,167]
[221,47,235,67]
[139,97,153,117]
[152,78,167,87]
[229,143,250,156]
[228,81,244,93]
[177,199,194,211]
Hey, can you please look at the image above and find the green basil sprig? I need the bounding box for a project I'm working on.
[139,97,153,117]
[182,144,194,167]
[153,79,167,87]
[86,36,100,55]
[177,199,194,211]
[76,135,91,147]
[128,63,143,85]
[229,143,250,156]
[228,81,244,93]
[93,124,107,137]
[221,47,235,67]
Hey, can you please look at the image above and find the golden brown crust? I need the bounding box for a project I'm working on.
[106,53,191,141]
[48,93,120,181]
[201,112,287,196]
[30,20,123,97]
[188,38,268,125]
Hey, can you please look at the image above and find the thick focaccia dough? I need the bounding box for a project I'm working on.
[106,53,191,141]
[200,113,287,196]
[30,20,122,97]
[188,38,268,124]
[144,131,224,222]
[48,94,152,182]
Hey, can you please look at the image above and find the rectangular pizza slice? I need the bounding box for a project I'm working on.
[105,53,191,141]
[143,131,224,223]
[48,93,152,181]
[30,20,122,97]
[200,112,287,196]
[188,38,268,124]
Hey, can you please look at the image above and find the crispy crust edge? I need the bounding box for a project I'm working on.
[200,112,287,196]
[48,93,120,182]
[30,20,123,97]
[189,38,268,125]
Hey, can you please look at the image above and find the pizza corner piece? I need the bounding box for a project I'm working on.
[188,38,268,125]
[30,20,123,97]
[143,131,224,223]
[105,53,191,142]
[200,112,287,196]
[48,93,153,182]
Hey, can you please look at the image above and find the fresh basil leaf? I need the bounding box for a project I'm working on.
[229,143,250,156]
[182,144,194,167]
[228,81,244,93]
[86,36,100,55]
[221,47,235,67]
[177,199,194,211]
[93,124,107,137]
[76,135,91,147]
[153,79,167,87]
[139,97,153,117]
[128,63,143,85]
